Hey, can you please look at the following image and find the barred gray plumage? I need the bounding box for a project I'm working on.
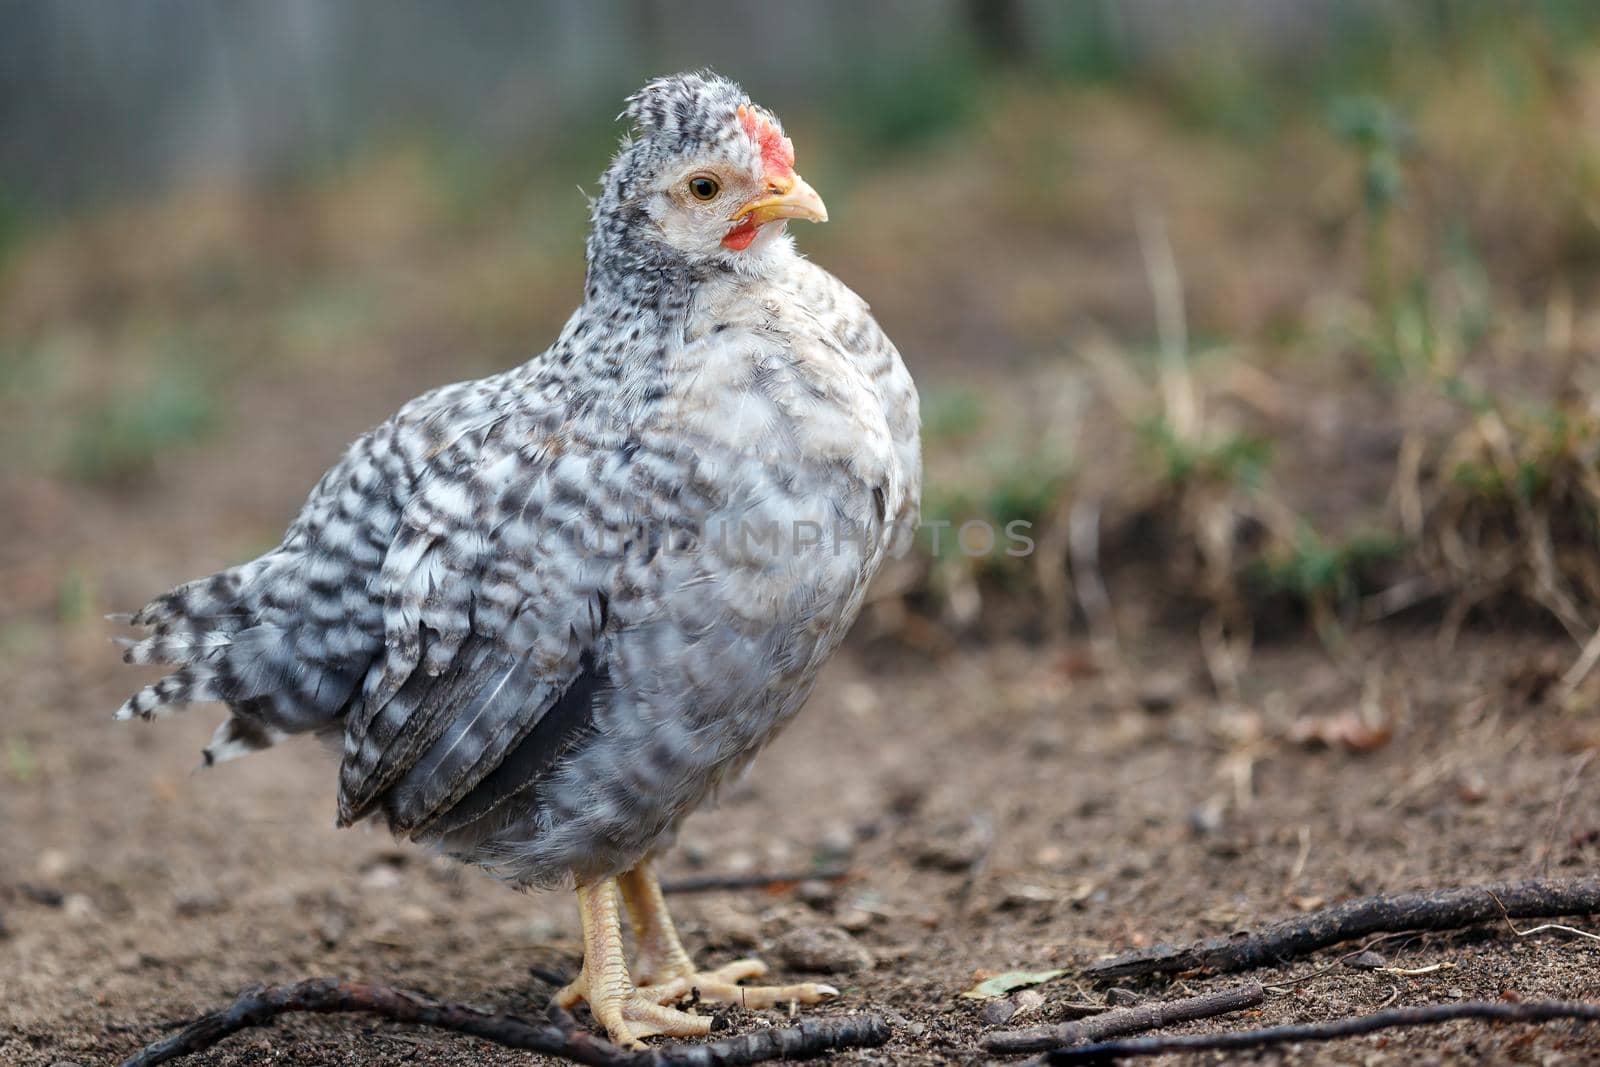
[118,70,919,1046]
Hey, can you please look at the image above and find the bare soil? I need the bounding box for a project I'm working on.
[3,264,1600,1067]
[4,526,1600,1065]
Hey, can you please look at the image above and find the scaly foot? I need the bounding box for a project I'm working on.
[619,861,840,1010]
[637,955,839,1009]
[556,879,712,1048]
[553,967,712,1045]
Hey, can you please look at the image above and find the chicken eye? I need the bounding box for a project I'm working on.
[688,176,721,201]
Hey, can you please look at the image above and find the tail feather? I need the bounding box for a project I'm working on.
[202,715,291,766]
[116,670,226,720]
[130,557,276,632]
[114,553,376,748]
[119,630,235,666]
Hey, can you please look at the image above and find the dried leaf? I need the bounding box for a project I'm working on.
[960,967,1068,999]
[1287,710,1392,752]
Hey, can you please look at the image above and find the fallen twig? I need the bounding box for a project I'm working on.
[1378,962,1451,976]
[1262,931,1422,992]
[1490,889,1600,944]
[1038,1000,1600,1063]
[117,977,889,1067]
[659,868,850,895]
[984,982,1263,1054]
[1501,921,1600,943]
[1083,877,1600,981]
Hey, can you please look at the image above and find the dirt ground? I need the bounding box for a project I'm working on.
[5,484,1600,1067]
[4,99,1600,1062]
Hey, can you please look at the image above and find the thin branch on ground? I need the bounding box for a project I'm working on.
[983,982,1263,1054]
[1489,889,1600,944]
[1379,962,1451,976]
[116,977,890,1067]
[1036,1000,1600,1063]
[1262,931,1421,992]
[1499,921,1600,943]
[1083,877,1600,981]
[659,868,850,894]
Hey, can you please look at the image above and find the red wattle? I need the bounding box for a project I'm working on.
[722,218,759,251]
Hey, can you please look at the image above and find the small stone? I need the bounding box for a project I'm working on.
[836,907,875,933]
[912,817,992,872]
[1189,799,1226,837]
[1137,672,1184,713]
[20,884,65,907]
[886,783,925,818]
[796,880,836,908]
[1117,854,1151,878]
[1026,722,1070,758]
[1456,771,1489,804]
[1105,987,1141,1007]
[173,888,225,917]
[762,838,799,867]
[498,914,565,944]
[397,904,433,925]
[840,682,880,717]
[980,998,1017,1025]
[425,855,464,888]
[1346,950,1387,970]
[36,849,72,879]
[678,835,713,868]
[999,882,1056,909]
[1203,837,1246,860]
[817,821,856,862]
[317,912,346,948]
[775,925,874,974]
[361,864,403,890]
[63,893,98,923]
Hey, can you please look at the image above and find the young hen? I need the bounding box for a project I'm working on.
[116,70,920,1047]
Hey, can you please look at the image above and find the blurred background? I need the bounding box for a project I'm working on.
[8,0,1600,653]
[6,4,1600,1062]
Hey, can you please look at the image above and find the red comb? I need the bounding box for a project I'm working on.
[739,105,795,179]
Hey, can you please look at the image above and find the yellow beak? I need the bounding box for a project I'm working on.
[731,173,829,227]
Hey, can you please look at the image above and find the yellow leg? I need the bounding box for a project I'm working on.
[552,878,713,1048]
[619,859,839,1009]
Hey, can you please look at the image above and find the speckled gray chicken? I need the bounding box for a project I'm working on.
[118,70,920,1048]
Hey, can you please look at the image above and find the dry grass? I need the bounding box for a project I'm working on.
[8,8,1600,679]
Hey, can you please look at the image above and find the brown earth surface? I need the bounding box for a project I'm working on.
[4,462,1600,1065]
[4,95,1600,1061]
